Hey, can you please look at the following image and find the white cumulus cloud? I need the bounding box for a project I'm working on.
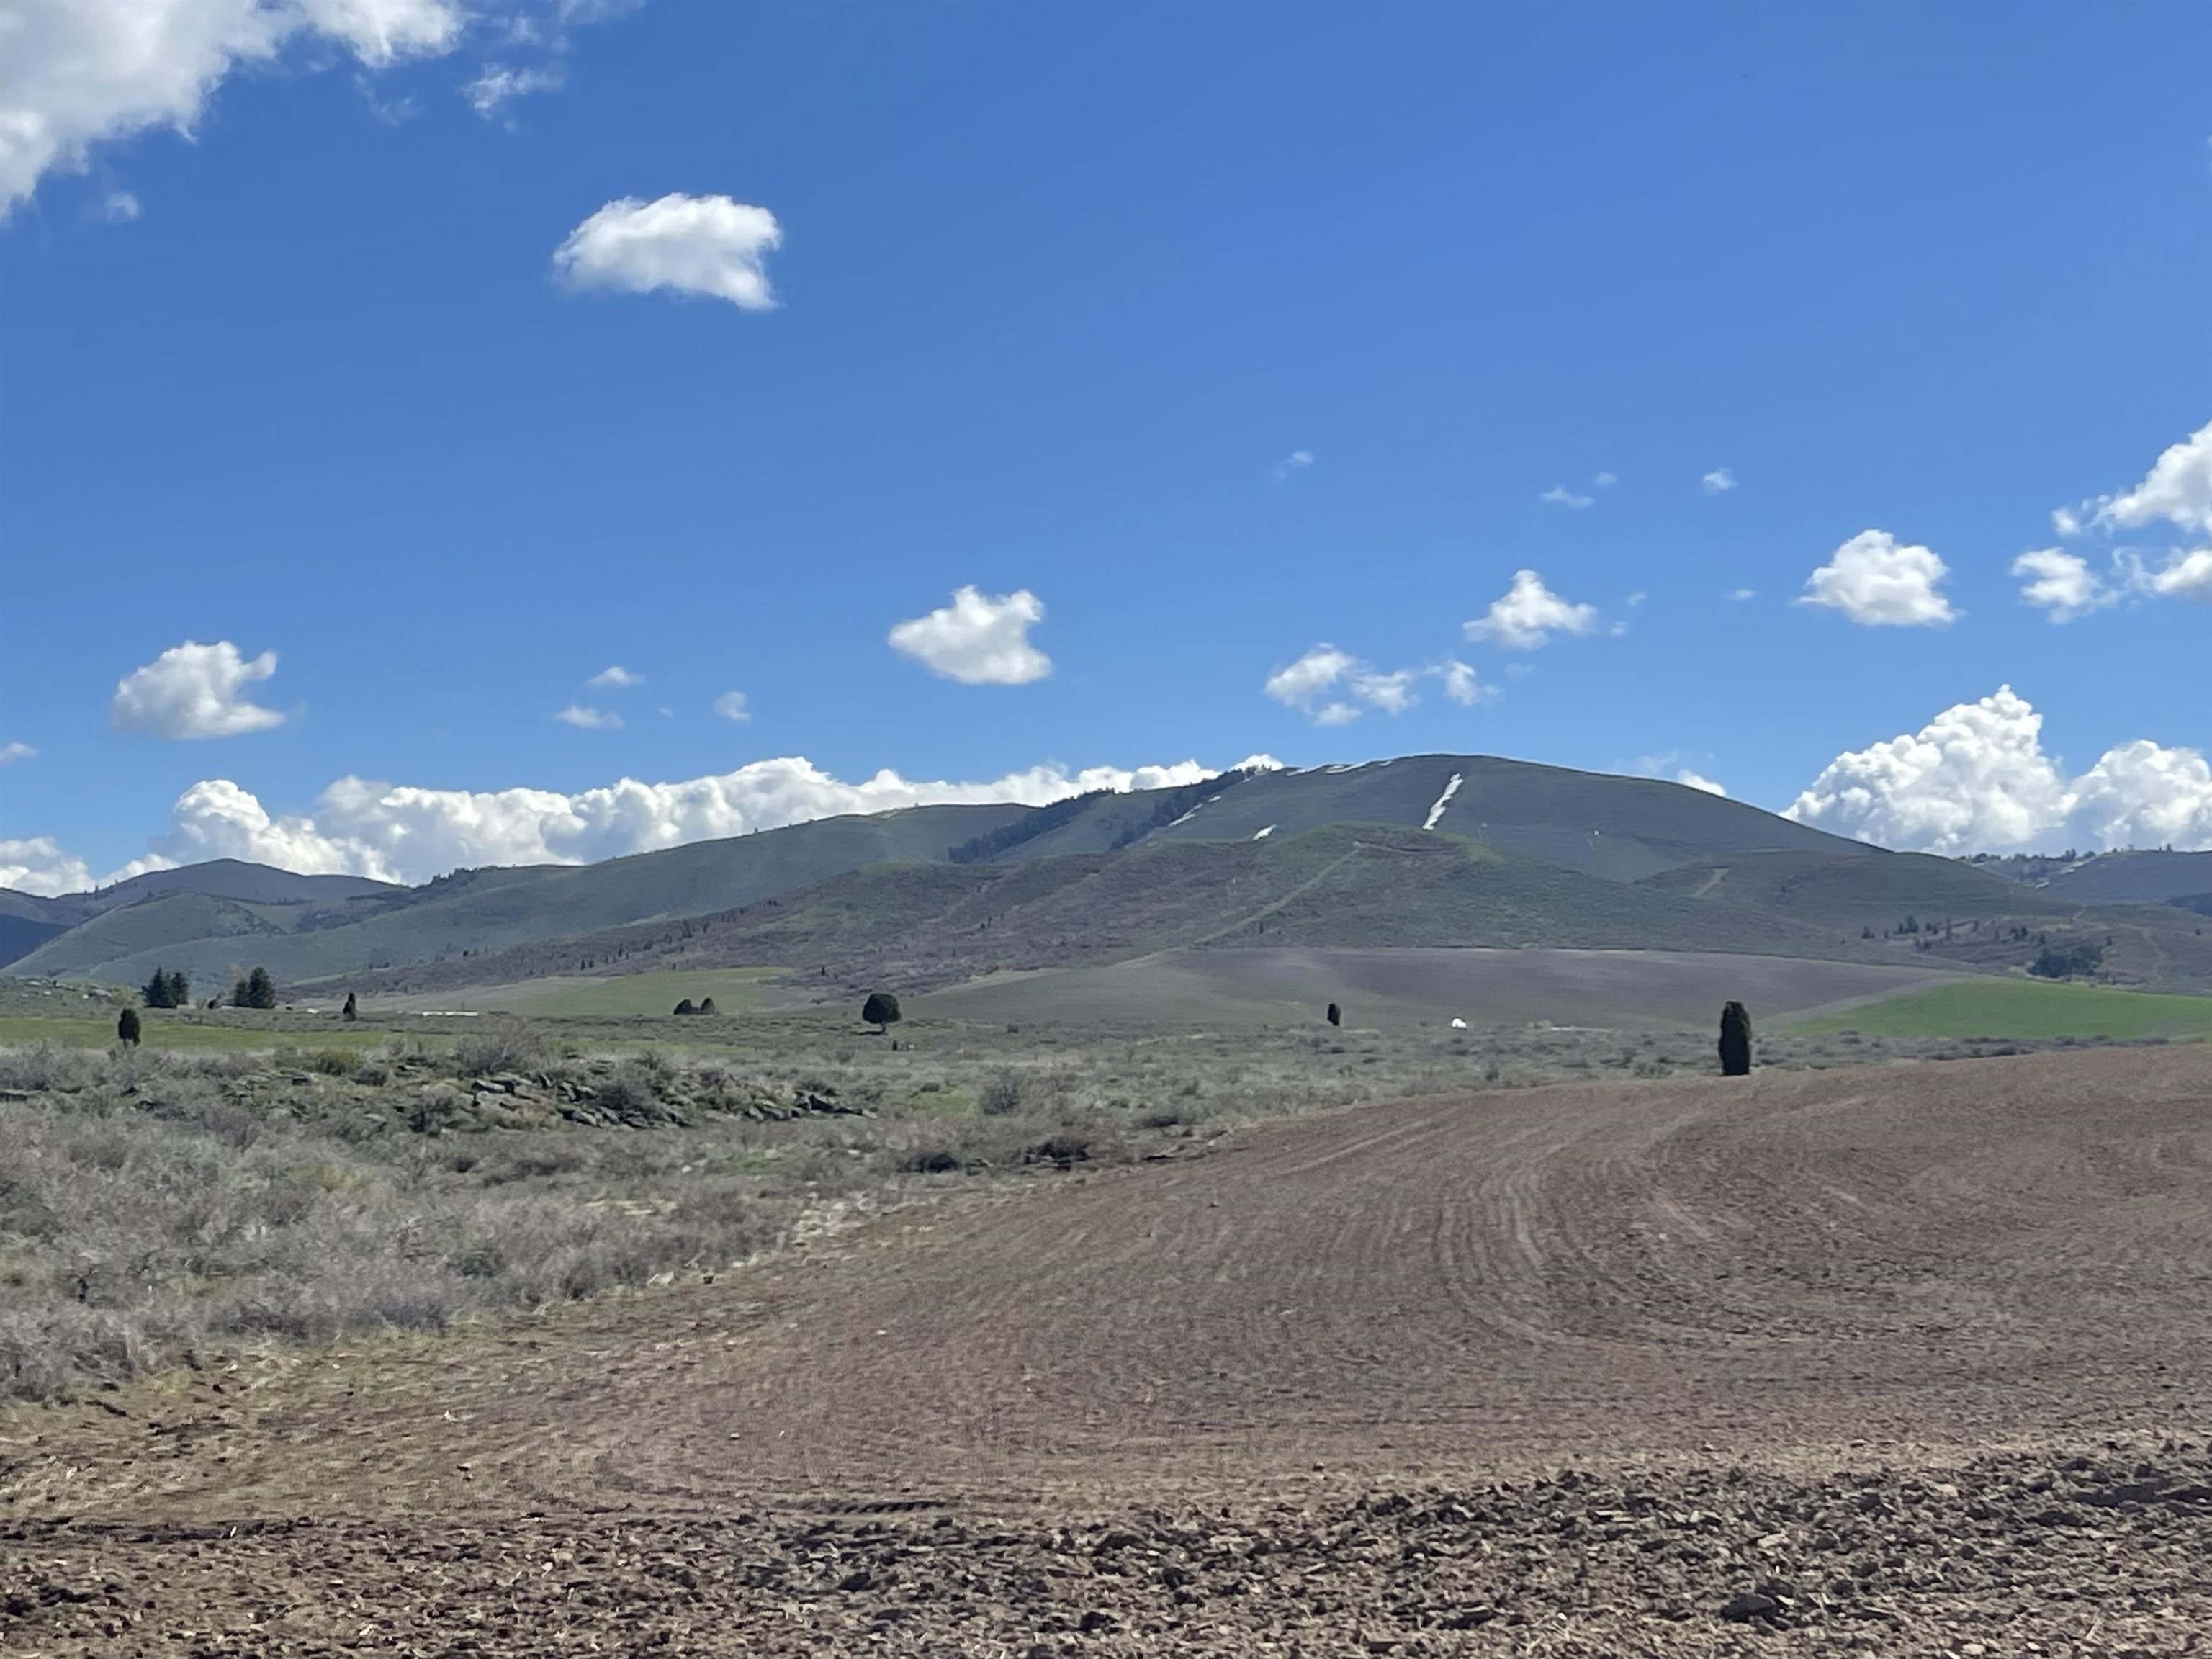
[1264,649,1487,724]
[1464,570,1599,649]
[1796,529,1958,627]
[2011,548,2121,624]
[2097,418,2212,536]
[0,0,466,219]
[1675,769,1726,796]
[63,755,1229,887]
[553,193,782,310]
[0,740,34,764]
[0,836,93,896]
[712,690,750,721]
[554,703,621,729]
[1701,469,1736,495]
[888,586,1051,685]
[1785,685,2212,853]
[1439,660,1498,707]
[2148,548,2212,602]
[586,665,641,688]
[112,640,286,739]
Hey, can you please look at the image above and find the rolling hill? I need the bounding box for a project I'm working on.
[3,803,1033,987]
[12,754,2208,1001]
[346,822,1889,1000]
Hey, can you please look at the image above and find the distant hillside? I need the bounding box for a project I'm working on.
[19,752,2195,997]
[2036,850,2212,906]
[5,804,1031,988]
[1089,755,1870,881]
[1638,850,2080,931]
[344,823,1886,1000]
[0,860,398,969]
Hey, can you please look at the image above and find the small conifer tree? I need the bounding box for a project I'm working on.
[1326,1002,1341,1027]
[1718,1001,1753,1076]
[341,992,358,1022]
[117,1006,141,1045]
[862,991,902,1033]
[673,998,697,1016]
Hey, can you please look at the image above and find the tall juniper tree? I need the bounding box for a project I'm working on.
[1718,1001,1753,1077]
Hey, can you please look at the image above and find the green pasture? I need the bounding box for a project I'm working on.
[1789,976,2212,1040]
[495,967,786,1018]
[0,1015,405,1052]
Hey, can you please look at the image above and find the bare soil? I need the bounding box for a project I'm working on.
[4,1045,2208,1655]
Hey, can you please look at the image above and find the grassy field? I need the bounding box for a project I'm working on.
[1789,976,2212,1040]
[376,967,789,1018]
[913,947,1962,1030]
[0,1015,408,1052]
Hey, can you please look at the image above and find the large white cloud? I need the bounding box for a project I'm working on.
[553,193,783,310]
[2098,418,2212,536]
[1464,570,1599,649]
[0,836,94,898]
[0,0,465,218]
[2147,548,2212,603]
[1796,530,1958,627]
[888,586,1051,685]
[112,640,287,739]
[9,753,1221,891]
[1785,686,2212,853]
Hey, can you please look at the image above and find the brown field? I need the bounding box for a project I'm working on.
[4,1044,2209,1655]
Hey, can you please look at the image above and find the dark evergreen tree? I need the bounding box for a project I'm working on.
[341,992,358,1022]
[168,969,189,1007]
[862,991,902,1033]
[117,1006,141,1045]
[230,976,251,1008]
[233,966,277,1010]
[1718,1001,1753,1076]
[697,997,717,1015]
[673,998,697,1016]
[143,968,174,1009]
[1326,1002,1341,1027]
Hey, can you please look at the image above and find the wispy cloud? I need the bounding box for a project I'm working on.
[1269,449,1314,485]
[712,691,751,721]
[1701,468,1736,495]
[554,704,623,729]
[587,665,642,688]
[0,741,36,765]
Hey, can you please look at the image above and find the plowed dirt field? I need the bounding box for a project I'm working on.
[5,1045,2210,1655]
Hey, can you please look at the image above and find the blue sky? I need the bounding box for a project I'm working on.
[1,0,2207,892]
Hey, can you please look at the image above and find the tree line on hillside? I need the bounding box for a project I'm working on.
[138,965,281,1010]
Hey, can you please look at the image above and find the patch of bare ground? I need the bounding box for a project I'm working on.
[4,1045,2208,1653]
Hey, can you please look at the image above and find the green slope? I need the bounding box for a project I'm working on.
[1788,977,2212,1040]
[8,804,1033,989]
[1637,849,2079,930]
[2036,850,2212,905]
[349,823,1886,1001]
[1128,755,1871,881]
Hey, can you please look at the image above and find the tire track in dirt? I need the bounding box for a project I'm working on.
[5,1046,2208,1532]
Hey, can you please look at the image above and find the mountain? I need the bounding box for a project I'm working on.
[4,804,1031,986]
[1637,849,2080,930]
[348,821,1887,999]
[971,755,1870,879]
[0,860,400,969]
[13,754,2202,997]
[2035,851,2212,906]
